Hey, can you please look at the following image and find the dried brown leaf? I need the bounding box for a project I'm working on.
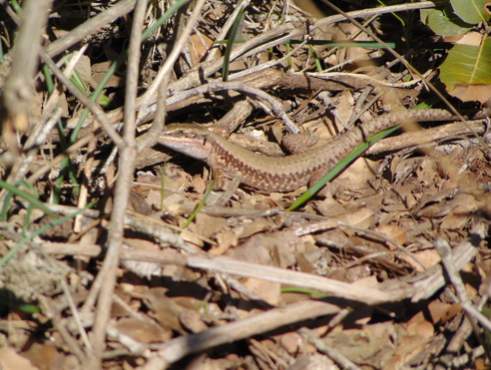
[115,317,171,343]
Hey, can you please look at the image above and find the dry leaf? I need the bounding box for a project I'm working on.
[23,344,63,370]
[333,90,355,128]
[405,311,434,339]
[427,301,461,324]
[374,224,408,246]
[288,354,336,370]
[409,249,441,271]
[210,229,238,255]
[448,84,491,104]
[333,157,377,191]
[278,332,304,354]
[1,347,38,370]
[188,33,214,66]
[194,214,227,239]
[92,60,120,87]
[179,309,208,333]
[242,278,281,306]
[115,317,171,343]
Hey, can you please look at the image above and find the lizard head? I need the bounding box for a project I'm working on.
[158,125,212,161]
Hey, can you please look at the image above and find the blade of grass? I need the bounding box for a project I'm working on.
[142,0,190,40]
[0,203,93,269]
[69,68,89,95]
[0,180,56,216]
[9,0,21,13]
[281,286,329,299]
[307,45,323,71]
[42,64,54,95]
[288,126,400,211]
[0,188,14,221]
[159,166,166,211]
[376,0,405,26]
[0,181,40,223]
[22,203,34,235]
[17,304,42,314]
[55,122,80,203]
[180,180,214,229]
[69,0,189,144]
[69,59,119,143]
[222,6,246,81]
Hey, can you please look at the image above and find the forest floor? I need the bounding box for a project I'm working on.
[0,1,490,369]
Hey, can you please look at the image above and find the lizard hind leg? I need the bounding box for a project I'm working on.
[282,132,319,154]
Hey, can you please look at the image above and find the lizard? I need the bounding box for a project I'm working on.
[157,109,455,192]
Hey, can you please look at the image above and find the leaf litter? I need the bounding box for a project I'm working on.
[0,1,490,369]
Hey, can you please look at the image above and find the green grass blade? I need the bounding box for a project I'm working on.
[0,204,91,269]
[70,0,187,144]
[0,180,56,216]
[69,58,119,143]
[180,180,214,229]
[142,0,190,41]
[9,0,21,13]
[288,126,400,211]
[376,0,406,26]
[222,7,246,81]
[281,286,327,299]
[0,189,14,221]
[42,64,55,95]
[69,69,89,94]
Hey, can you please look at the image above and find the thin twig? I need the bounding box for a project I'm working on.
[137,74,170,150]
[367,119,486,155]
[137,0,207,122]
[204,0,251,62]
[89,0,148,366]
[306,71,431,88]
[300,328,361,370]
[167,80,299,133]
[39,296,87,364]
[46,0,137,58]
[318,0,466,125]
[40,53,124,148]
[142,300,340,369]
[435,240,491,345]
[61,280,93,355]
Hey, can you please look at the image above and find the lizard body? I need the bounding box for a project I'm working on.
[158,109,454,192]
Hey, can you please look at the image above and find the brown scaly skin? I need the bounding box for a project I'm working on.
[158,109,454,192]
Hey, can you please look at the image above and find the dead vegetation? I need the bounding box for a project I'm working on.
[0,0,490,369]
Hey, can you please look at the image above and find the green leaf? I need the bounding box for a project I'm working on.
[18,304,41,314]
[450,0,490,24]
[440,37,491,89]
[420,8,472,36]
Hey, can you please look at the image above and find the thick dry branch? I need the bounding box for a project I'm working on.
[3,0,53,130]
